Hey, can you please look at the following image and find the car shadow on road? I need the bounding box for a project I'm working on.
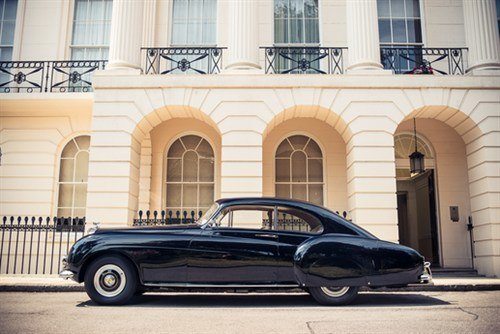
[76,292,450,308]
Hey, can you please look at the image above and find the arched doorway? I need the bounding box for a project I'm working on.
[394,133,440,266]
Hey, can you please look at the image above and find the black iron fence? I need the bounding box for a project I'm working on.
[0,216,86,275]
[142,47,226,75]
[261,46,346,74]
[262,211,350,232]
[133,210,203,226]
[380,47,467,75]
[0,60,107,93]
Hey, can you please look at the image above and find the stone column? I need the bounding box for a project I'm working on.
[225,0,261,71]
[107,0,144,71]
[463,0,500,73]
[346,130,399,243]
[142,0,157,48]
[346,0,384,71]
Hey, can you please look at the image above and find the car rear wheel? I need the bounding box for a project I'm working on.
[308,286,359,305]
[84,256,137,305]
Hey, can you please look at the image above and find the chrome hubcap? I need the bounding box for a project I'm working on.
[321,286,350,297]
[93,264,126,297]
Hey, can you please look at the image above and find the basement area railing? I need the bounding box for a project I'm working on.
[380,46,468,75]
[0,216,86,275]
[0,60,107,93]
[142,47,226,74]
[261,46,347,74]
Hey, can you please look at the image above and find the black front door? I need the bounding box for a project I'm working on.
[187,228,279,284]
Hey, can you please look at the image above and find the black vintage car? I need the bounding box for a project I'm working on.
[60,197,432,305]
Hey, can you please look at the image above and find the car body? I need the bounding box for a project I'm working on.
[60,197,432,305]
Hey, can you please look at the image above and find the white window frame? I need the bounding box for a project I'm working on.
[0,0,19,61]
[164,134,215,215]
[69,0,112,60]
[274,134,325,205]
[378,0,424,47]
[170,0,217,47]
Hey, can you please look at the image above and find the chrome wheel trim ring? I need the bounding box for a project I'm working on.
[320,286,350,298]
[93,264,127,298]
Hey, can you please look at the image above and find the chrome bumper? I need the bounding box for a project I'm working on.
[59,269,75,280]
[419,261,433,284]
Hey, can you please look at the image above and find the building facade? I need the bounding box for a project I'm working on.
[1,0,500,276]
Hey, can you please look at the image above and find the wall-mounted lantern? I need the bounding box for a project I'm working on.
[409,118,425,175]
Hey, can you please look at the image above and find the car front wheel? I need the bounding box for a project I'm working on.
[308,286,359,305]
[84,256,137,305]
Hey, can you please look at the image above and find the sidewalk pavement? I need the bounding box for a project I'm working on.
[1,275,499,292]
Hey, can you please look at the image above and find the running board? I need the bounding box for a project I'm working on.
[144,283,301,288]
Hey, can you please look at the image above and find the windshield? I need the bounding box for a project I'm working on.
[197,203,219,226]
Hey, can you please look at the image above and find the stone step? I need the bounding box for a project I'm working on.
[432,268,482,277]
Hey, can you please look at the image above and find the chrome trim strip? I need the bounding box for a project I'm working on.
[143,283,300,288]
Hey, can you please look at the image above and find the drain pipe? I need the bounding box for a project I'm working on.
[467,216,475,269]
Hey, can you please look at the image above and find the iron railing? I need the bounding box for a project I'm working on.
[380,47,467,75]
[142,47,226,75]
[0,60,107,93]
[133,210,204,226]
[261,46,346,74]
[0,216,86,275]
[262,211,350,232]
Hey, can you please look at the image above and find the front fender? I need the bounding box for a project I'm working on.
[293,235,377,287]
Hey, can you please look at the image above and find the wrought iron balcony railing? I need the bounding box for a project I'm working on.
[0,60,107,93]
[133,209,204,226]
[261,46,347,74]
[380,47,468,75]
[142,47,226,75]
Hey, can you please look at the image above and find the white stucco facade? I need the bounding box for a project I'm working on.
[1,0,499,277]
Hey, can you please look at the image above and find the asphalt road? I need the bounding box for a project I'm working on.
[0,291,499,333]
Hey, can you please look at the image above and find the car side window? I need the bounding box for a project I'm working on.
[215,206,274,229]
[273,206,323,234]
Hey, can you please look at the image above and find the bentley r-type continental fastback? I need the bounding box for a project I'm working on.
[60,198,432,305]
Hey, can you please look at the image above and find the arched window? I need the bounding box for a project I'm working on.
[165,135,215,214]
[57,135,90,217]
[275,135,324,205]
[394,133,434,178]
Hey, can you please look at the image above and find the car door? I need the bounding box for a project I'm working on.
[187,207,280,284]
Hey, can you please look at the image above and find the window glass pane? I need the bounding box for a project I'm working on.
[276,140,293,157]
[167,158,182,182]
[377,0,390,17]
[308,184,323,205]
[274,0,318,44]
[275,0,288,18]
[291,151,307,182]
[182,150,198,182]
[62,140,78,158]
[74,184,88,207]
[182,184,197,207]
[59,159,75,182]
[304,0,318,18]
[407,19,422,43]
[199,184,214,207]
[181,135,201,150]
[199,158,214,182]
[289,18,303,43]
[308,159,322,182]
[304,139,322,157]
[4,0,17,20]
[275,158,290,182]
[390,0,405,17]
[1,21,15,44]
[58,184,74,208]
[274,18,288,44]
[275,184,290,198]
[392,19,407,43]
[379,19,391,43]
[304,18,319,43]
[292,184,307,201]
[75,135,90,150]
[171,0,217,46]
[166,184,182,207]
[197,139,214,158]
[405,0,420,17]
[288,135,308,150]
[167,139,185,157]
[74,151,89,182]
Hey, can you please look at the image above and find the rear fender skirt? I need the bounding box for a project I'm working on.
[292,235,376,287]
